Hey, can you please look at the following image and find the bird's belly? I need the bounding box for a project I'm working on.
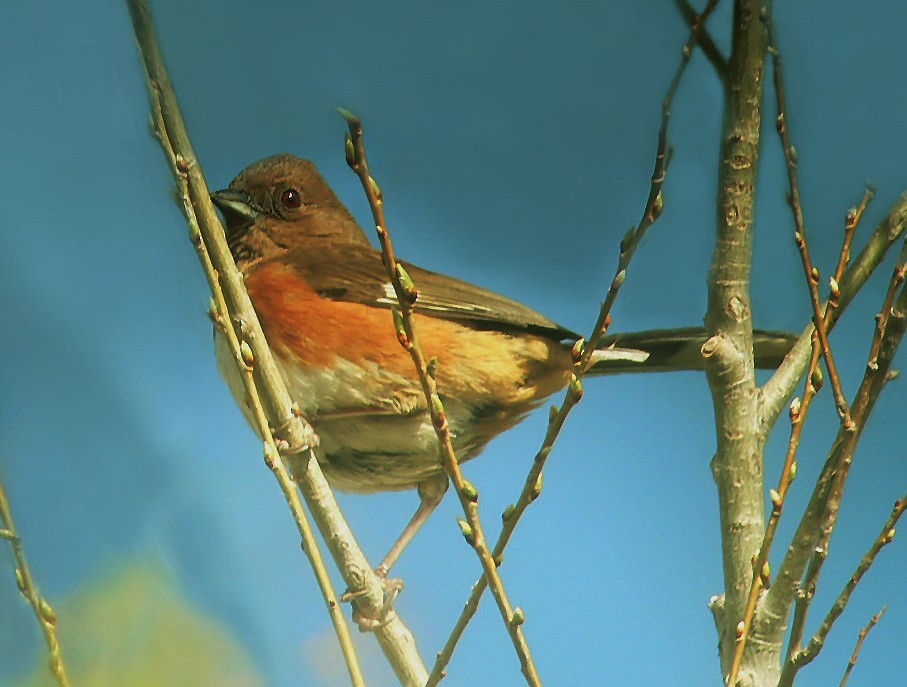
[214,331,540,492]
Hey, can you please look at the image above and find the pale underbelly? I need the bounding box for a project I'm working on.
[214,332,537,492]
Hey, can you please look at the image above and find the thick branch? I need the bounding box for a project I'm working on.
[704,1,769,683]
[126,2,427,684]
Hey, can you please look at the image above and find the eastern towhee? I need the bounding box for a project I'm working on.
[211,154,795,572]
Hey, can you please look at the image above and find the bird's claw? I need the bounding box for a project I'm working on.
[342,575,404,632]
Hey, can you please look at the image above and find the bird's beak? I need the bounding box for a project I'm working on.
[210,188,260,224]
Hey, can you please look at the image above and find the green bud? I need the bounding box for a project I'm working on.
[810,366,824,391]
[651,190,664,221]
[263,441,278,469]
[770,488,782,511]
[430,394,448,431]
[396,264,418,303]
[239,341,255,369]
[620,227,636,254]
[456,517,475,546]
[568,374,584,401]
[344,132,357,168]
[39,599,56,626]
[206,297,219,324]
[336,106,361,129]
[391,306,408,347]
[531,472,543,501]
[369,176,382,202]
[460,480,478,502]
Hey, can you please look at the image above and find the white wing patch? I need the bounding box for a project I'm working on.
[589,347,650,365]
[375,282,397,305]
[375,281,494,315]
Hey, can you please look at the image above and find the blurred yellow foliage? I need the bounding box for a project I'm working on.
[14,561,262,687]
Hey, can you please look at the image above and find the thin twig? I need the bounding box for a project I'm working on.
[760,191,907,429]
[427,2,722,682]
[673,0,729,82]
[339,109,539,686]
[766,11,852,429]
[835,187,875,286]
[784,525,826,668]
[779,241,907,685]
[768,236,907,686]
[150,96,363,685]
[838,606,886,687]
[0,476,72,687]
[794,496,905,667]
[127,2,430,684]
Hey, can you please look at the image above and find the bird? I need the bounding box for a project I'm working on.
[210,153,795,574]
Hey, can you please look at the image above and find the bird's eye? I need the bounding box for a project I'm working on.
[280,188,302,209]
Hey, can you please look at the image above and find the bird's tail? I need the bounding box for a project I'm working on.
[585,327,797,374]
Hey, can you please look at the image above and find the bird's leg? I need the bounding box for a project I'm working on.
[376,474,450,577]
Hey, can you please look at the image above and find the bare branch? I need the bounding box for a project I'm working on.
[838,606,887,687]
[764,236,907,665]
[722,13,866,682]
[797,499,904,666]
[766,12,852,428]
[126,2,429,684]
[673,0,729,82]
[703,1,771,682]
[777,496,904,687]
[427,2,721,681]
[0,476,72,687]
[340,109,539,685]
[761,192,907,427]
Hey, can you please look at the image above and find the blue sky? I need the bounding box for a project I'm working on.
[2,1,906,686]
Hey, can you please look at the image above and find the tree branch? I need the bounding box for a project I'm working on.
[339,109,538,684]
[426,1,721,680]
[837,606,887,687]
[760,192,907,427]
[0,474,72,687]
[703,1,770,683]
[763,236,907,667]
[126,2,428,684]
[767,14,852,429]
[793,497,904,669]
[673,0,729,82]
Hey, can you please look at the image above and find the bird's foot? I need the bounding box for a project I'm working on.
[341,575,404,632]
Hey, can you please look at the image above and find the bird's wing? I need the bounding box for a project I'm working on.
[278,243,578,340]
